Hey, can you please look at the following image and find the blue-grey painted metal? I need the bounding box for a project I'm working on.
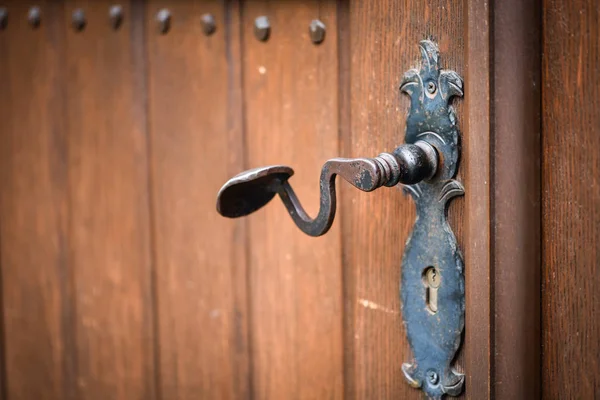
[399,40,465,399]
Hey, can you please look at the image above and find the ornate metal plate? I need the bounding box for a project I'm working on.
[399,40,465,399]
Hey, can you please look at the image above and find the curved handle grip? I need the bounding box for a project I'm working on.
[216,141,437,237]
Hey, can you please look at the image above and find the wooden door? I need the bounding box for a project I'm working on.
[0,1,598,399]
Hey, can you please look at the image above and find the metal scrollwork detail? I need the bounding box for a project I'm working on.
[399,40,465,399]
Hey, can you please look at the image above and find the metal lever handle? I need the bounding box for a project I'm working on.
[216,140,437,237]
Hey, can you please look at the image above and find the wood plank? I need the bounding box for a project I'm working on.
[492,0,541,397]
[463,0,492,398]
[241,1,343,398]
[63,1,155,399]
[146,1,249,399]
[0,2,76,399]
[542,0,600,397]
[343,1,465,399]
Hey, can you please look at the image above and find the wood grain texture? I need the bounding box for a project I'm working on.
[0,2,554,399]
[542,0,600,398]
[63,1,155,399]
[0,2,76,399]
[241,1,343,398]
[343,1,464,399]
[493,0,541,397]
[146,1,249,399]
[463,0,492,398]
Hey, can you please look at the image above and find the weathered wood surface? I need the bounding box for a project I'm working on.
[542,0,600,398]
[0,1,567,399]
[343,1,465,399]
[241,1,344,398]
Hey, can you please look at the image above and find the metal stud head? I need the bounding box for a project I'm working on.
[200,13,216,35]
[109,5,123,29]
[0,7,7,30]
[72,8,86,31]
[309,19,326,44]
[426,81,437,94]
[28,6,41,28]
[427,370,439,385]
[156,8,171,34]
[253,16,270,41]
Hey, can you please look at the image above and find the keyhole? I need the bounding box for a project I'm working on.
[423,267,441,314]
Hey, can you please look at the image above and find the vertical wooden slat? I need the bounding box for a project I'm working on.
[463,0,492,399]
[146,1,249,398]
[224,2,251,397]
[241,1,343,398]
[542,0,600,397]
[493,0,541,397]
[0,2,76,399]
[343,1,464,398]
[63,1,155,399]
[336,2,352,397]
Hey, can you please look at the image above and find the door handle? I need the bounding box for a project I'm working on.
[216,40,465,399]
[217,141,437,237]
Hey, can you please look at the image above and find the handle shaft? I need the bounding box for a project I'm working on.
[216,141,437,237]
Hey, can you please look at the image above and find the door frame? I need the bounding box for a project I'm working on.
[464,0,541,398]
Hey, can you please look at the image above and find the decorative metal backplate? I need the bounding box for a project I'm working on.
[216,39,465,399]
[399,40,465,399]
